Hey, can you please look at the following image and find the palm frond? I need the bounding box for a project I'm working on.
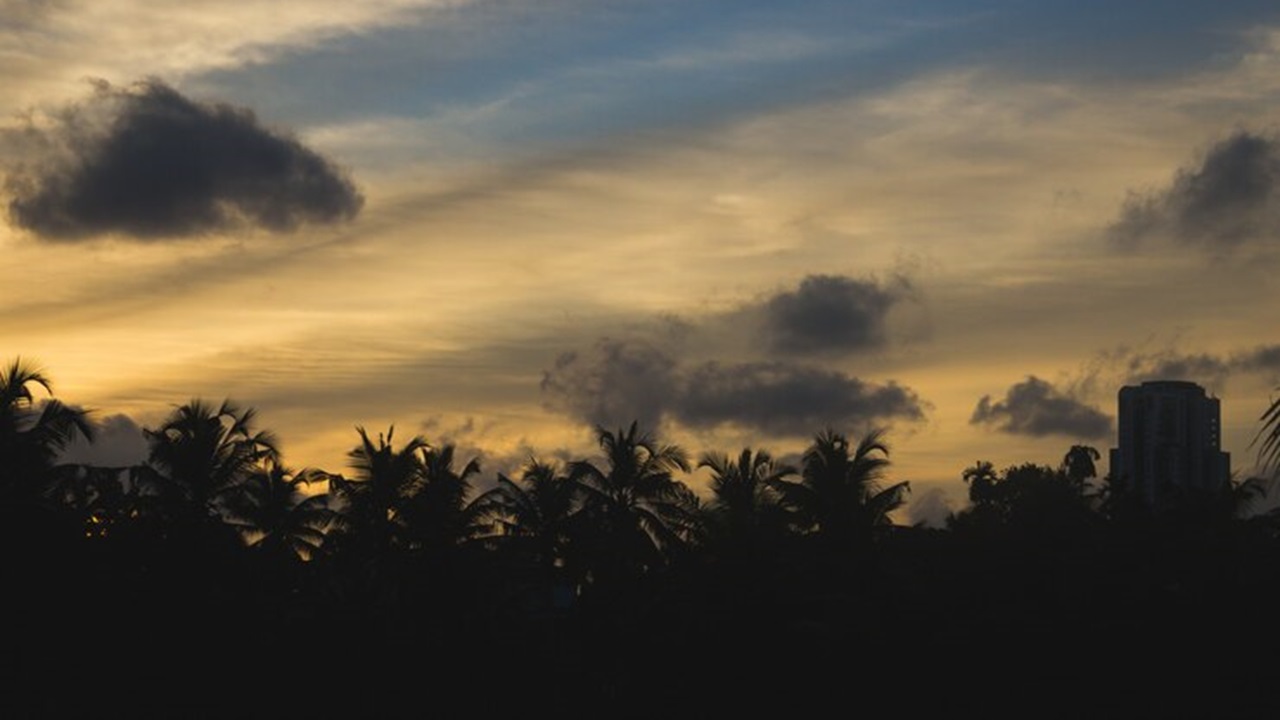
[1253,391,1280,477]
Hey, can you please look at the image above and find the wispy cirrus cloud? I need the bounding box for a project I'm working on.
[0,0,472,102]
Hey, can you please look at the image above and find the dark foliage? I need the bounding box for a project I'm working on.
[5,362,1280,718]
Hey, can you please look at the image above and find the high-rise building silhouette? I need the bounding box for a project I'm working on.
[1108,380,1230,507]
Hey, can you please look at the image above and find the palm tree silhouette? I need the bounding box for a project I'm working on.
[962,460,999,501]
[221,461,336,563]
[327,425,427,556]
[568,422,698,590]
[697,448,796,561]
[1224,473,1273,520]
[139,399,280,523]
[948,459,1003,530]
[121,400,281,569]
[398,442,486,556]
[470,458,588,611]
[44,463,136,539]
[772,427,909,550]
[0,357,94,508]
[1253,388,1280,479]
[1061,445,1101,496]
[472,458,580,572]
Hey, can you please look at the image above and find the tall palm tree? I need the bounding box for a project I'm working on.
[139,399,280,522]
[949,459,1003,531]
[0,358,94,507]
[398,443,486,555]
[468,458,587,612]
[471,458,580,569]
[480,459,597,585]
[772,428,909,549]
[221,462,336,563]
[327,425,428,556]
[568,422,699,587]
[962,460,999,505]
[1061,445,1101,495]
[124,399,280,564]
[697,448,796,559]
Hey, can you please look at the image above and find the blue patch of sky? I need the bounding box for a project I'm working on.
[194,2,957,146]
[957,0,1280,83]
[191,0,1280,153]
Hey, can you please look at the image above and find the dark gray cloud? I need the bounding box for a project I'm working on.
[1109,130,1280,253]
[1122,344,1280,386]
[1125,351,1231,387]
[1237,345,1280,375]
[540,337,926,436]
[971,376,1112,440]
[755,274,910,355]
[5,78,362,240]
[539,338,681,431]
[677,361,925,436]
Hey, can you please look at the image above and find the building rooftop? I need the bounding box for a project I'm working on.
[1133,380,1204,391]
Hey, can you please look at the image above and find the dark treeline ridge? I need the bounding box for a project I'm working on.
[5,358,1280,718]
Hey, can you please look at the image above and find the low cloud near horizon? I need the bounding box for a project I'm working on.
[57,411,148,468]
[971,376,1112,440]
[1120,344,1280,387]
[541,337,926,436]
[540,271,926,435]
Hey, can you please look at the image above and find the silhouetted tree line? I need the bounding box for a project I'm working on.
[5,357,1280,718]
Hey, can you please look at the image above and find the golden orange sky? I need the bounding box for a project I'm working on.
[4,1,1280,521]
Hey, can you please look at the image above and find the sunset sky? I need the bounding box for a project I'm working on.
[4,0,1280,522]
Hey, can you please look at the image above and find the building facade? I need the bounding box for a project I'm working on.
[1108,380,1231,507]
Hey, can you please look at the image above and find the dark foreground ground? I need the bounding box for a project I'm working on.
[6,521,1278,719]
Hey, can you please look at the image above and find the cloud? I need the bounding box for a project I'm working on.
[0,2,473,109]
[751,274,911,355]
[539,338,681,431]
[971,376,1112,440]
[2,0,56,28]
[4,78,363,240]
[1121,343,1280,386]
[1109,130,1280,253]
[57,411,149,468]
[677,361,925,435]
[1236,345,1280,375]
[904,486,955,529]
[1123,350,1231,387]
[540,336,926,436]
[415,414,562,490]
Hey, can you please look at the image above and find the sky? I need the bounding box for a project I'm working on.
[5,0,1280,523]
